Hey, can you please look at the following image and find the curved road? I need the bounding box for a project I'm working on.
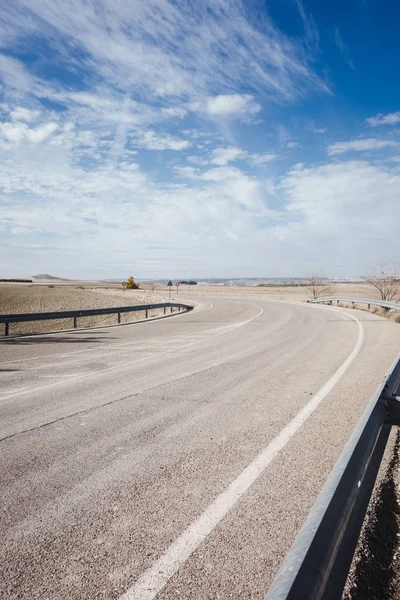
[1,296,400,599]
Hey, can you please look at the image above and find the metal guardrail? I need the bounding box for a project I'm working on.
[265,353,400,600]
[0,302,193,336]
[312,296,400,311]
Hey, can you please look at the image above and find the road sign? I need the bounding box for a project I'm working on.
[122,281,126,287]
[167,280,173,301]
[175,282,180,287]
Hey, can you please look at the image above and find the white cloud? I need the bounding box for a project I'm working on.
[161,107,187,119]
[0,120,58,144]
[201,166,244,181]
[10,107,40,122]
[2,113,399,278]
[366,111,400,127]
[187,155,209,166]
[328,138,399,155]
[281,160,399,237]
[313,127,327,134]
[5,2,385,278]
[249,152,277,166]
[173,165,198,178]
[0,0,325,105]
[132,131,191,151]
[334,27,355,70]
[75,130,98,147]
[277,125,300,149]
[27,122,58,143]
[48,90,166,130]
[186,147,277,169]
[192,94,262,120]
[0,121,27,142]
[210,146,246,166]
[0,128,283,277]
[0,54,34,93]
[296,0,319,53]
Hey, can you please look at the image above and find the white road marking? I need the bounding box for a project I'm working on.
[0,334,201,370]
[0,303,214,365]
[119,310,364,600]
[21,326,237,373]
[0,305,263,399]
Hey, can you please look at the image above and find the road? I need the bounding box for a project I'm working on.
[1,295,400,599]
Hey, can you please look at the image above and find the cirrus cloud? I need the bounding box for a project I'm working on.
[327,138,399,155]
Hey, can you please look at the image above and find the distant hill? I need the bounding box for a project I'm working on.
[32,274,70,281]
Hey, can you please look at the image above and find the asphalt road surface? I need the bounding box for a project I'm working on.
[1,296,400,600]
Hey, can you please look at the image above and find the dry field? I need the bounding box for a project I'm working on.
[0,284,171,336]
[170,282,386,304]
[0,281,397,337]
[166,283,390,308]
[167,282,398,320]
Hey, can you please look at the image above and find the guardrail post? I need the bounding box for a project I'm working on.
[368,304,370,310]
[117,312,121,324]
[337,300,339,306]
[164,306,166,315]
[73,316,77,329]
[5,322,9,336]
[178,306,181,311]
[145,309,148,319]
[170,306,173,313]
[352,302,355,309]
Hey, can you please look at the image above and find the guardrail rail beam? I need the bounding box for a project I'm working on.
[312,296,400,312]
[0,302,193,336]
[265,353,400,600]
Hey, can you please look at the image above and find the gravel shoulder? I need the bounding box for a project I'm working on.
[343,428,400,600]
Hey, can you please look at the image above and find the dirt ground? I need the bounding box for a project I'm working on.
[0,284,170,336]
[342,429,400,600]
[165,282,382,302]
[0,281,396,337]
[158,281,393,315]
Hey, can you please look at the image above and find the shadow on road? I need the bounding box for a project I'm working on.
[0,334,112,346]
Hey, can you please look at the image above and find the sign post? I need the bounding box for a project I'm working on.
[122,281,126,293]
[167,280,173,302]
[175,281,180,296]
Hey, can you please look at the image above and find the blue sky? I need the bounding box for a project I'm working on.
[0,0,400,279]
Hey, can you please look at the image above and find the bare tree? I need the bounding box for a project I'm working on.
[362,268,400,302]
[306,275,333,300]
